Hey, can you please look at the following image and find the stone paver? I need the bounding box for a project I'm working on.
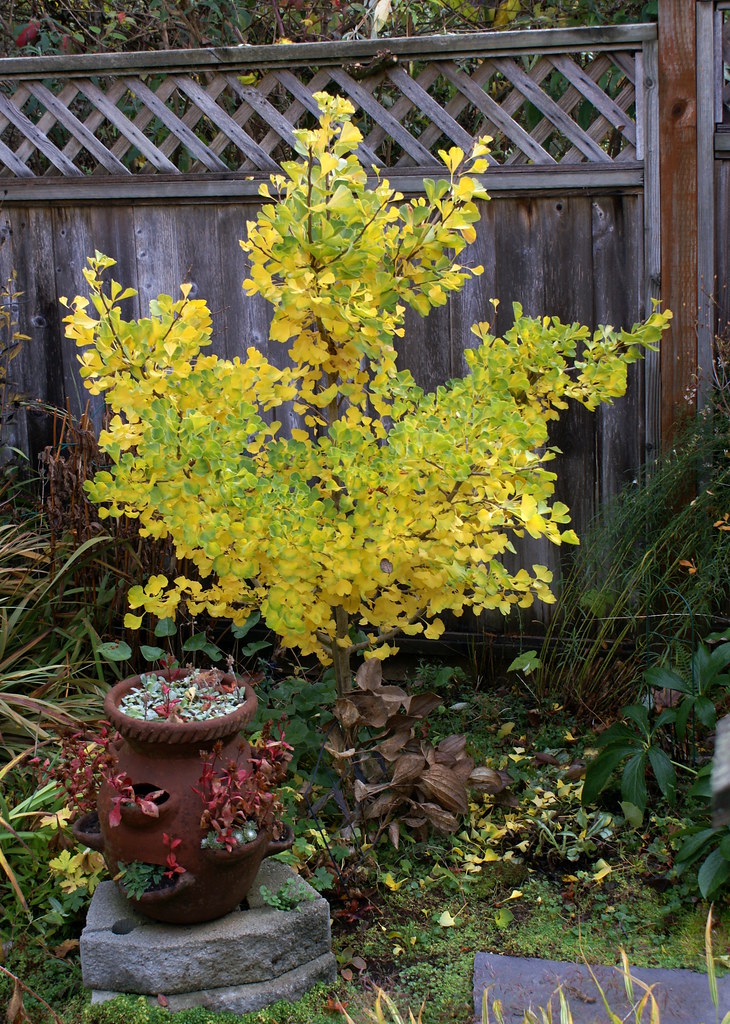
[474,953,730,1024]
[712,714,730,825]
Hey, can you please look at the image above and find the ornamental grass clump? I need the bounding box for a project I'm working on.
[62,92,672,700]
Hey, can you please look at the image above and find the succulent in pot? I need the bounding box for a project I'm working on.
[68,667,293,925]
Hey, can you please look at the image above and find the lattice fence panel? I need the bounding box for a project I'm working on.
[0,45,641,178]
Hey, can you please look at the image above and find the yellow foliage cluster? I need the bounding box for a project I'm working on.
[62,94,671,679]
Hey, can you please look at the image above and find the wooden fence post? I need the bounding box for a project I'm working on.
[658,0,699,443]
[696,1,717,410]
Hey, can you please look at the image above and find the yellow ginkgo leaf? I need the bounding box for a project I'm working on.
[593,860,612,882]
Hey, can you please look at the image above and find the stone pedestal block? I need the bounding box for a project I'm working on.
[81,861,337,1014]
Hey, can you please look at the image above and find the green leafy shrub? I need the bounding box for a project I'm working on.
[583,641,730,817]
[3,1,658,60]
[0,764,103,942]
[581,702,678,815]
[116,861,166,901]
[252,670,335,776]
[582,638,730,898]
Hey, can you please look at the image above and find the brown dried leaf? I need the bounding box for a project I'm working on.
[468,766,508,795]
[354,779,370,803]
[390,753,428,789]
[417,765,468,815]
[323,744,357,760]
[382,712,419,734]
[6,979,28,1024]
[435,734,467,762]
[362,791,400,820]
[421,739,436,764]
[402,692,442,719]
[563,761,586,781]
[378,685,408,712]
[157,994,169,1008]
[375,730,411,761]
[324,724,346,754]
[356,659,382,691]
[346,694,390,729]
[402,815,427,828]
[334,698,361,730]
[351,955,367,973]
[449,754,475,785]
[417,801,460,834]
[52,939,79,959]
[354,778,390,803]
[388,821,400,849]
[533,752,561,767]
[357,751,390,784]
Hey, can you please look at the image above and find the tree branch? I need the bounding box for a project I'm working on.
[348,609,425,654]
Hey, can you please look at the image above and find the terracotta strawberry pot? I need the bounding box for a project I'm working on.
[73,670,293,925]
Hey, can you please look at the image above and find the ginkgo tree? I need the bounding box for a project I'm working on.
[63,93,671,699]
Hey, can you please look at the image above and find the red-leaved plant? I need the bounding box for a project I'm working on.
[106,773,167,827]
[162,833,185,878]
[48,729,165,828]
[50,691,293,900]
[196,722,292,851]
[51,728,116,819]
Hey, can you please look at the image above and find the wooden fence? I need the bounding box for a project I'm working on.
[0,8,724,627]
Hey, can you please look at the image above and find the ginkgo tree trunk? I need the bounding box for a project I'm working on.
[63,93,671,700]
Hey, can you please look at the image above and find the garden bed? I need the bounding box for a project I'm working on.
[2,665,728,1024]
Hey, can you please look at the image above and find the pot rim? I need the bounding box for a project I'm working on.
[104,669,259,746]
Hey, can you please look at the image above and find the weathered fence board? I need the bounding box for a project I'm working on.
[592,195,644,502]
[717,158,730,342]
[658,1,698,442]
[0,189,644,449]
